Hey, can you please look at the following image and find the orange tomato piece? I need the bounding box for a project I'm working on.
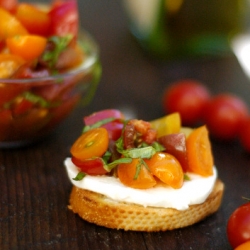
[0,7,28,39]
[6,35,47,61]
[16,3,51,36]
[235,241,250,250]
[70,127,109,161]
[145,152,184,189]
[0,54,25,78]
[117,158,157,189]
[186,125,214,176]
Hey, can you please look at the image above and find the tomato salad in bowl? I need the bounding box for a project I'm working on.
[0,0,101,147]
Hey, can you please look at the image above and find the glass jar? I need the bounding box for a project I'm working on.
[123,0,250,59]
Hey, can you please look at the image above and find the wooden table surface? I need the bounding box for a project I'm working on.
[1,1,250,249]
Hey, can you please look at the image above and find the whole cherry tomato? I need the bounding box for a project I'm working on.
[203,94,249,140]
[163,79,211,126]
[227,201,250,249]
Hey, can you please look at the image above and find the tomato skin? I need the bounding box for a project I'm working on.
[227,202,250,249]
[203,94,249,140]
[158,133,189,172]
[163,79,211,126]
[186,126,213,176]
[71,157,108,175]
[145,152,184,189]
[70,127,109,161]
[16,3,51,36]
[0,0,17,13]
[239,117,250,153]
[49,0,79,37]
[117,158,156,189]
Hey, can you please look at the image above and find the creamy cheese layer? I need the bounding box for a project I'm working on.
[64,158,217,210]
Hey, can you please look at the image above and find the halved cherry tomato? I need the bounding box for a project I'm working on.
[56,45,84,70]
[0,54,25,79]
[163,80,211,126]
[0,7,28,39]
[70,127,109,161]
[117,158,156,189]
[186,125,213,176]
[150,112,181,138]
[16,3,51,36]
[6,35,47,61]
[145,152,184,189]
[0,0,17,13]
[71,156,108,175]
[49,0,79,37]
[158,133,189,172]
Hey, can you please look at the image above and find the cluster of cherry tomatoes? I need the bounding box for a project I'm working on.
[162,79,250,153]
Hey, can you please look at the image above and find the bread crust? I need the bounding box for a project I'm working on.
[68,179,224,231]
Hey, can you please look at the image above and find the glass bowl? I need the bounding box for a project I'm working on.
[0,30,101,148]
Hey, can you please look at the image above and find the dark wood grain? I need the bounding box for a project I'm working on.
[1,1,250,249]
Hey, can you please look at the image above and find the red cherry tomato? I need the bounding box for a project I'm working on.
[163,79,211,126]
[227,201,250,249]
[239,117,250,153]
[49,0,79,37]
[203,94,249,140]
[71,157,108,175]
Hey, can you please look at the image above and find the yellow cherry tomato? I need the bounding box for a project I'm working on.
[150,112,181,137]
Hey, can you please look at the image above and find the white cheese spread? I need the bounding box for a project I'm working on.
[64,157,217,210]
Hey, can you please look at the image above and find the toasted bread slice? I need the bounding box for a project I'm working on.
[68,179,224,231]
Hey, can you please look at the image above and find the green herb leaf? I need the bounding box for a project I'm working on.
[73,171,86,181]
[82,117,117,133]
[151,141,165,152]
[104,157,132,172]
[22,91,52,108]
[42,35,73,68]
[122,146,156,159]
[134,158,143,180]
